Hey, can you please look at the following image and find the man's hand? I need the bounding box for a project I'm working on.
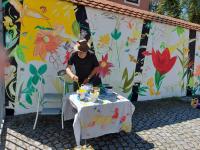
[72,75,79,82]
[83,78,89,84]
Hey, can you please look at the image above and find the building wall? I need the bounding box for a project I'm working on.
[108,0,150,10]
[2,0,199,115]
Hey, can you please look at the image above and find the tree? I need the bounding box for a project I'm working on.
[156,0,182,18]
[155,0,200,24]
[185,0,200,24]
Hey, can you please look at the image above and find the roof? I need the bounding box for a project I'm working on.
[69,0,200,31]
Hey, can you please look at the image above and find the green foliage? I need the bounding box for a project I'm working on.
[5,32,19,49]
[184,0,200,24]
[22,64,47,106]
[173,27,185,37]
[122,68,135,93]
[155,71,165,92]
[15,45,27,63]
[156,0,200,24]
[72,21,80,38]
[138,86,149,96]
[177,48,190,91]
[156,0,182,18]
[35,26,54,30]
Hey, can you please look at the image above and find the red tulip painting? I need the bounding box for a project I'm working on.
[151,48,177,93]
[96,53,113,78]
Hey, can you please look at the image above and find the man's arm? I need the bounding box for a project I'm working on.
[83,66,99,84]
[88,66,98,79]
[66,65,78,82]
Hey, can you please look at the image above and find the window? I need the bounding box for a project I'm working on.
[124,0,140,6]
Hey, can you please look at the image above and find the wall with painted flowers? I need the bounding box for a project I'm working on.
[2,0,199,115]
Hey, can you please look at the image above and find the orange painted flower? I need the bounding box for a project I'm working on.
[34,30,63,60]
[194,64,200,76]
[96,53,113,78]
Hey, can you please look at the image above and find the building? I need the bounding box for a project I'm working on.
[108,0,150,10]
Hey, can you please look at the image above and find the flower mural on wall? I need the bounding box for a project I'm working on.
[97,34,110,48]
[152,48,177,75]
[96,53,113,78]
[193,64,200,76]
[152,48,177,93]
[63,51,71,65]
[143,48,177,94]
[192,64,200,95]
[34,30,63,60]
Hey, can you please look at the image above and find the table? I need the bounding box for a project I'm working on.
[63,92,135,146]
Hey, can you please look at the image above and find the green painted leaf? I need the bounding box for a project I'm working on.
[177,48,184,56]
[35,26,53,30]
[27,78,33,88]
[160,42,166,49]
[155,71,165,91]
[5,33,19,49]
[188,77,194,88]
[19,102,28,109]
[126,41,129,47]
[178,56,183,67]
[72,21,80,38]
[16,45,26,63]
[125,72,135,88]
[42,78,45,84]
[111,28,121,40]
[29,86,35,93]
[38,64,47,75]
[128,93,132,100]
[2,0,9,7]
[26,94,32,105]
[175,26,185,37]
[32,75,40,85]
[29,64,37,75]
[123,86,133,93]
[122,68,128,80]
[22,88,31,94]
[138,92,146,96]
[182,69,189,80]
[155,71,160,91]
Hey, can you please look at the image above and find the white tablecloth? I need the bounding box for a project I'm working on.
[63,93,135,146]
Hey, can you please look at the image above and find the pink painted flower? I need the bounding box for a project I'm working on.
[96,53,113,78]
[0,45,10,80]
[63,51,71,64]
[34,30,63,60]
[142,51,152,56]
[194,64,200,76]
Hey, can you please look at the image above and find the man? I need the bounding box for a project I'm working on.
[66,39,101,91]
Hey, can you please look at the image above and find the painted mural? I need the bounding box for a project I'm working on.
[2,0,200,115]
[86,7,143,99]
[138,22,189,100]
[3,0,79,114]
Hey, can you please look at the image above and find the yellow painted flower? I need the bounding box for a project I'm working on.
[121,123,131,132]
[97,34,110,48]
[3,16,17,37]
[147,77,155,96]
[183,48,189,56]
[3,16,14,30]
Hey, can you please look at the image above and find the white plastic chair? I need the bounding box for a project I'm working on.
[33,71,73,130]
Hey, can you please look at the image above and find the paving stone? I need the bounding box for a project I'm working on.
[1,99,200,149]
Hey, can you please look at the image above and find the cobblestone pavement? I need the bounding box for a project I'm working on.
[1,98,200,150]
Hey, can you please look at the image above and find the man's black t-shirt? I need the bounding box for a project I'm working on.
[68,51,101,88]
